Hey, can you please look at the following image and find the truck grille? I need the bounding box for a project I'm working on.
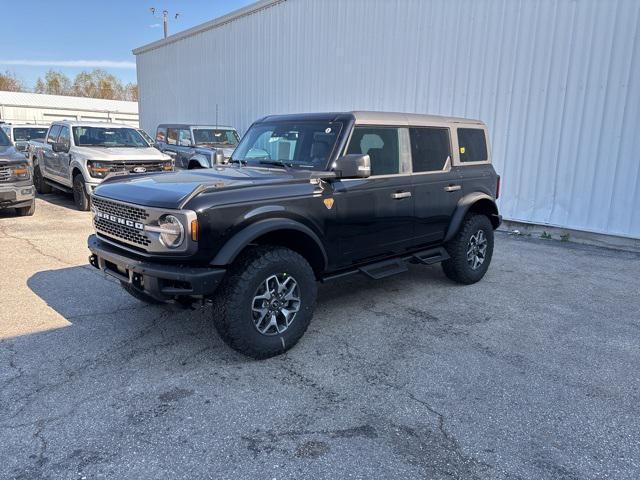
[109,161,167,174]
[0,166,11,182]
[92,197,151,248]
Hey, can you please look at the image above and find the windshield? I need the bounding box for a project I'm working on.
[193,128,239,146]
[72,126,148,147]
[0,128,10,146]
[231,121,342,170]
[13,127,49,142]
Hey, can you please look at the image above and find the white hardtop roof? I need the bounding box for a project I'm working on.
[351,111,484,126]
[51,121,138,128]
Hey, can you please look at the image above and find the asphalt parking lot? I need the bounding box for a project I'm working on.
[1,195,639,480]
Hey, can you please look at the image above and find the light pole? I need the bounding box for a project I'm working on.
[150,7,180,39]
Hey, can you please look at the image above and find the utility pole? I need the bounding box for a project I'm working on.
[150,7,180,39]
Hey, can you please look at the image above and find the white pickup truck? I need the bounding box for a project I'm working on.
[28,121,173,210]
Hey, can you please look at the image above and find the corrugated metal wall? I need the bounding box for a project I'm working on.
[136,0,640,239]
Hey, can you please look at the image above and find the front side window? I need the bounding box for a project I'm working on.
[57,126,70,147]
[232,122,342,170]
[47,125,62,144]
[458,128,488,163]
[347,127,402,176]
[0,128,10,146]
[72,127,147,147]
[13,127,49,142]
[410,127,451,172]
[193,128,239,147]
[156,127,167,142]
[178,129,192,146]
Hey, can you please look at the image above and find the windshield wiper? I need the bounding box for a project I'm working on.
[258,160,291,170]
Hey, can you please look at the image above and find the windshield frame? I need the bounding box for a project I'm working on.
[191,127,240,147]
[72,126,149,148]
[230,120,344,171]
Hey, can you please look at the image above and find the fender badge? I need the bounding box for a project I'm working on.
[323,198,334,210]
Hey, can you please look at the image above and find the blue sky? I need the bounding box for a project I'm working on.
[1,0,255,89]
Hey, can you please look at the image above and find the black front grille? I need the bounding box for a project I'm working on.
[94,217,151,247]
[92,197,149,222]
[110,162,166,174]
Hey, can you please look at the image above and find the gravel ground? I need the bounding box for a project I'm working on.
[1,194,639,480]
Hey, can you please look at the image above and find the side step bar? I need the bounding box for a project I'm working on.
[356,247,450,280]
[45,179,72,193]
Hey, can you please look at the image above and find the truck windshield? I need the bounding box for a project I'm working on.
[193,128,239,147]
[231,122,342,170]
[13,127,49,142]
[0,128,10,146]
[72,127,148,147]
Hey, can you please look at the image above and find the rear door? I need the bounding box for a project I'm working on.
[43,124,62,178]
[410,126,462,245]
[333,126,414,264]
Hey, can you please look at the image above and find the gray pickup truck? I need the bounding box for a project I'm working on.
[0,128,35,216]
[1,123,49,154]
[155,124,239,169]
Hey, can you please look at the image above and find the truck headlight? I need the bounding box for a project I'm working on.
[163,160,173,171]
[12,164,30,180]
[88,161,110,178]
[158,214,184,248]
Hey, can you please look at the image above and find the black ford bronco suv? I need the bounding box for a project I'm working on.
[88,112,501,358]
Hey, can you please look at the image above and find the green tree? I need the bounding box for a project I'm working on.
[34,70,72,96]
[0,71,24,92]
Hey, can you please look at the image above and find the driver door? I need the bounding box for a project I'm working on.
[56,126,72,185]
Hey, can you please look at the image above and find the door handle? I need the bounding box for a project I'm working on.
[444,185,462,192]
[391,191,412,199]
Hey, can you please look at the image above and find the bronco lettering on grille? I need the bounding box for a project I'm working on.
[96,211,144,230]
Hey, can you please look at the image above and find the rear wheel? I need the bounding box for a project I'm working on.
[33,165,51,194]
[15,200,35,217]
[442,214,494,284]
[212,246,317,359]
[73,174,90,211]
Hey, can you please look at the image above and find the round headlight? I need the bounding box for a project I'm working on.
[158,214,184,248]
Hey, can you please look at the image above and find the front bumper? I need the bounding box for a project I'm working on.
[88,234,226,301]
[0,182,35,209]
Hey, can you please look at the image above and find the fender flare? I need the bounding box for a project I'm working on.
[211,218,328,269]
[444,192,499,242]
[188,154,210,169]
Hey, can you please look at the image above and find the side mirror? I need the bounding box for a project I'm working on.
[332,154,371,178]
[52,142,69,153]
[214,149,225,165]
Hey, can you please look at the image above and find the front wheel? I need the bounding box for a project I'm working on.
[73,174,90,211]
[442,214,494,285]
[212,246,317,359]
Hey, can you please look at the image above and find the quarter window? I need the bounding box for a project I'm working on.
[409,127,451,172]
[457,128,488,163]
[347,127,401,176]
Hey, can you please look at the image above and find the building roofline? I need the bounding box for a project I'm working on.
[133,0,286,56]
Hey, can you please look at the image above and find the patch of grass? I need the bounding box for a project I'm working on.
[540,231,552,240]
[560,233,570,242]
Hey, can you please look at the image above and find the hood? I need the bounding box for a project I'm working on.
[93,165,313,209]
[195,146,236,158]
[0,145,27,165]
[75,146,169,161]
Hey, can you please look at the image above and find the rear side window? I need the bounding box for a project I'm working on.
[457,128,488,163]
[410,127,451,172]
[47,125,62,144]
[166,128,178,145]
[347,127,401,176]
[156,127,167,142]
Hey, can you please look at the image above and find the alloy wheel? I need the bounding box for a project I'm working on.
[251,273,301,335]
[466,229,488,270]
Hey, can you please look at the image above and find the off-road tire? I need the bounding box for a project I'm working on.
[442,214,494,285]
[33,165,51,194]
[120,282,164,305]
[212,246,317,359]
[15,200,36,216]
[73,174,90,211]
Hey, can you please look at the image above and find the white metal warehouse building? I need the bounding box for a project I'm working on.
[0,91,139,126]
[134,0,640,240]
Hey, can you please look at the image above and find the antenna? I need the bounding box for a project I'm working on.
[149,7,180,39]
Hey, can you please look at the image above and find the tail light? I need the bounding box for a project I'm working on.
[496,175,501,199]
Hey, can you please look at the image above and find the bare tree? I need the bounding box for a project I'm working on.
[0,71,24,92]
[34,70,72,96]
